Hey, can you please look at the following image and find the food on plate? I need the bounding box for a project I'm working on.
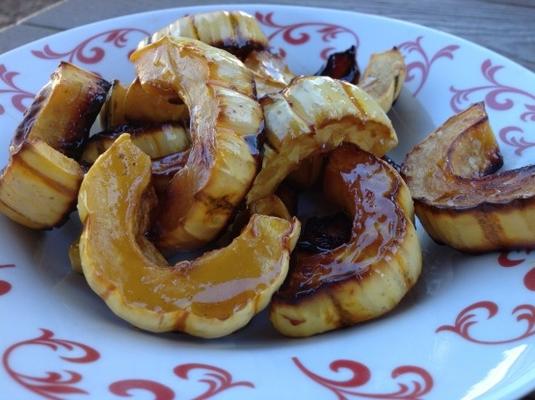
[359,48,406,112]
[0,62,109,229]
[316,45,360,83]
[0,9,433,339]
[249,194,292,220]
[271,144,421,337]
[246,75,397,204]
[80,122,190,164]
[139,10,269,59]
[402,102,535,252]
[78,134,300,338]
[132,36,263,251]
[99,79,188,129]
[244,49,295,97]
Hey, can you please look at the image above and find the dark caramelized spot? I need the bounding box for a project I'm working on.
[297,213,352,252]
[316,46,360,83]
[211,40,266,61]
[276,144,406,301]
[151,150,190,195]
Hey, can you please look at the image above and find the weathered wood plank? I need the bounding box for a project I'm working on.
[0,24,60,55]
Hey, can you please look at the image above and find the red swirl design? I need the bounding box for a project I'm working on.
[398,36,459,97]
[499,126,535,156]
[0,263,15,296]
[255,11,359,60]
[109,363,254,399]
[31,28,149,64]
[449,59,535,155]
[450,59,535,113]
[0,65,35,115]
[293,357,433,399]
[498,251,535,291]
[2,329,100,399]
[436,301,535,344]
[109,380,174,400]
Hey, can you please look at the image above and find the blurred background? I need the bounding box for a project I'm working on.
[0,0,533,71]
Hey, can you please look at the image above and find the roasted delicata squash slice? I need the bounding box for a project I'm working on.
[131,36,263,251]
[139,11,268,59]
[99,79,188,129]
[271,144,421,337]
[81,122,190,164]
[359,48,406,113]
[402,102,535,252]
[78,134,300,338]
[244,50,295,98]
[246,76,397,204]
[0,62,109,229]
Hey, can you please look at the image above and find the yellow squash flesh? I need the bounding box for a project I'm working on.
[359,48,406,113]
[78,134,300,338]
[99,79,188,129]
[81,122,190,164]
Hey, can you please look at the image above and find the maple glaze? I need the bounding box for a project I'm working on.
[276,144,406,301]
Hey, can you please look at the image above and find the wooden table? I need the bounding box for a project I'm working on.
[0,1,534,398]
[1,0,533,71]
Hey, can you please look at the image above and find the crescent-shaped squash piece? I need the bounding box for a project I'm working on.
[78,134,300,338]
[270,144,421,337]
[0,62,109,229]
[139,11,268,59]
[246,76,397,204]
[131,36,263,251]
[402,102,535,252]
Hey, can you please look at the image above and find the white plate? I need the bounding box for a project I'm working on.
[1,4,534,399]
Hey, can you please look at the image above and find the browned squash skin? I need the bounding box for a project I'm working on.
[139,11,269,60]
[402,102,535,252]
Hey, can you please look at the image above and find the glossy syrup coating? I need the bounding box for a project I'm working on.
[271,144,421,337]
[78,134,300,338]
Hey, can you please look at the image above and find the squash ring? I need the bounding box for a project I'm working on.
[78,134,300,338]
[131,36,264,251]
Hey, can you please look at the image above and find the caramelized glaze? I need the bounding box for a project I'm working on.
[79,135,298,328]
[276,144,406,301]
[316,46,360,83]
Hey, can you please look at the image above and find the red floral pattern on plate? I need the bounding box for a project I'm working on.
[255,11,359,60]
[498,251,535,291]
[398,36,459,97]
[450,59,535,155]
[109,363,254,400]
[0,263,15,296]
[0,65,34,115]
[2,329,100,399]
[293,357,433,399]
[436,301,535,344]
[31,28,150,64]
